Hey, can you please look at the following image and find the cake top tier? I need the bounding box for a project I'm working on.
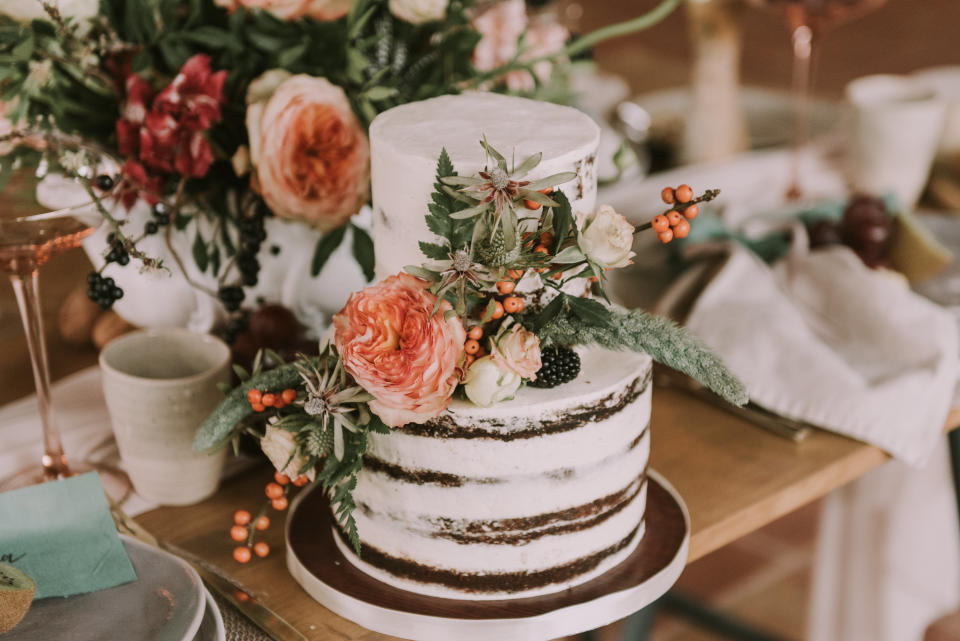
[369,92,600,171]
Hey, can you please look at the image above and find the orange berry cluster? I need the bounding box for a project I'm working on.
[651,184,699,244]
[230,470,309,563]
[247,387,297,413]
[464,266,531,368]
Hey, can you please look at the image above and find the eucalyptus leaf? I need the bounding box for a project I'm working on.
[513,151,542,177]
[525,172,577,191]
[552,246,586,264]
[310,225,347,277]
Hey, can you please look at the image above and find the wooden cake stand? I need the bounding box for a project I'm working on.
[286,469,689,641]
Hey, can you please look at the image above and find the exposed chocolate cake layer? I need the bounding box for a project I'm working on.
[427,475,647,545]
[363,422,649,488]
[395,368,652,441]
[337,521,643,594]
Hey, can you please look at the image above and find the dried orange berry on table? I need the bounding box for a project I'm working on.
[496,280,515,294]
[673,219,691,239]
[233,546,252,563]
[233,510,252,526]
[666,211,683,227]
[464,339,481,355]
[255,516,270,531]
[230,525,248,542]
[676,184,693,203]
[661,187,676,204]
[253,542,270,558]
[271,497,289,511]
[265,482,284,500]
[281,389,297,404]
[467,325,484,340]
[274,472,290,485]
[503,297,524,313]
[651,215,669,232]
[683,204,699,219]
[657,229,675,244]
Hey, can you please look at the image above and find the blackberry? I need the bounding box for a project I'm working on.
[86,272,124,309]
[95,174,115,191]
[218,286,245,312]
[529,346,580,388]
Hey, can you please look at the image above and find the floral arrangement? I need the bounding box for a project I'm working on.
[194,140,747,559]
[0,0,679,323]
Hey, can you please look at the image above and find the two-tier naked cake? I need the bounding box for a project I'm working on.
[332,93,653,600]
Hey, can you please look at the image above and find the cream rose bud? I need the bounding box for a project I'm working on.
[388,0,447,23]
[491,324,541,380]
[261,425,316,481]
[577,204,636,270]
[464,357,522,407]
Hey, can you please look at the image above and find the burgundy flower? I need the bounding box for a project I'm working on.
[116,160,163,209]
[154,54,227,132]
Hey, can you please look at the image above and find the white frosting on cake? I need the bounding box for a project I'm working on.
[369,93,600,280]
[338,348,653,599]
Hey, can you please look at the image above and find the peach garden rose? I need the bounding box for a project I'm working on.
[333,273,466,428]
[246,70,369,232]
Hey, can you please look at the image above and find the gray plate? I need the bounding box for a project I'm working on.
[6,535,205,641]
[194,588,225,641]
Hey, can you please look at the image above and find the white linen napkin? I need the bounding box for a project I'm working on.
[685,243,958,466]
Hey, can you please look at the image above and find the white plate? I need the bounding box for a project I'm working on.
[194,587,226,641]
[7,535,205,641]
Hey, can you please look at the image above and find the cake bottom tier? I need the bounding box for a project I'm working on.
[334,477,649,600]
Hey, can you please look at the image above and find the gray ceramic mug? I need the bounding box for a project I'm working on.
[99,328,231,505]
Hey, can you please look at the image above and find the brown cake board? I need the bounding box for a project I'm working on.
[285,469,689,641]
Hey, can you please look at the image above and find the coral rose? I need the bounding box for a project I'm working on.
[213,0,352,21]
[491,324,541,380]
[246,71,369,232]
[333,273,466,428]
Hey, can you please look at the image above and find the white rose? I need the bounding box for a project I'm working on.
[261,425,316,481]
[388,0,447,24]
[463,356,522,407]
[577,204,635,270]
[2,0,98,22]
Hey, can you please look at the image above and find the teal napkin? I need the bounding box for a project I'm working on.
[0,473,137,598]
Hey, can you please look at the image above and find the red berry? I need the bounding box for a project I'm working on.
[496,280,515,295]
[271,497,288,511]
[250,403,265,413]
[666,211,684,227]
[467,326,484,340]
[265,482,284,500]
[683,204,699,219]
[292,475,309,487]
[676,184,693,203]
[657,230,674,244]
[233,546,252,563]
[490,301,504,319]
[230,525,248,542]
[274,471,290,485]
[651,215,669,232]
[464,339,480,355]
[539,232,555,246]
[261,393,276,407]
[524,199,541,210]
[661,187,676,204]
[281,389,297,404]
[253,542,270,558]
[503,297,524,314]
[247,389,262,405]
[233,510,252,526]
[255,516,270,531]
